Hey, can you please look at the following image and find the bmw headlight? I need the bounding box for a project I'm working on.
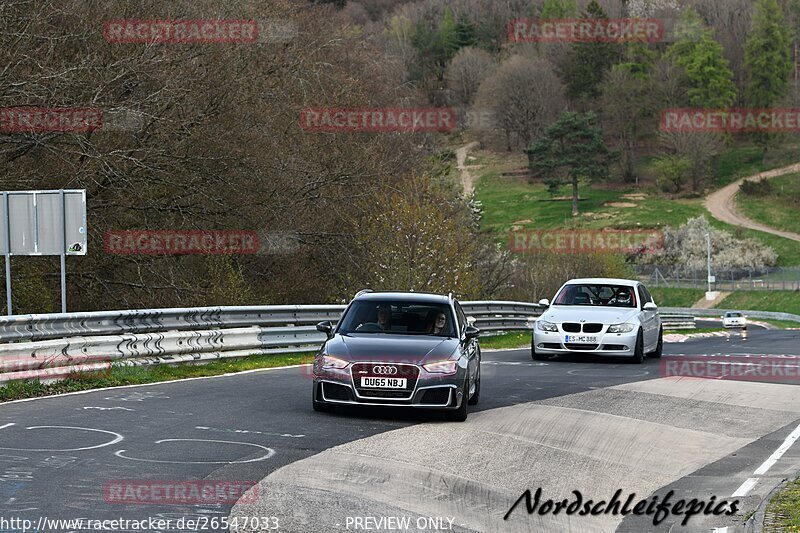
[321,355,350,369]
[537,320,558,332]
[423,360,458,374]
[607,323,635,333]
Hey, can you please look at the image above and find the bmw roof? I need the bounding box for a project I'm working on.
[562,278,639,286]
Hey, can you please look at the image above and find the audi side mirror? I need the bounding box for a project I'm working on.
[538,299,550,307]
[316,321,333,338]
[464,325,480,340]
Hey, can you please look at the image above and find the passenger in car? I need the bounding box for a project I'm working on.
[427,311,447,335]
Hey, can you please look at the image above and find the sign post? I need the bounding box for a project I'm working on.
[0,189,87,315]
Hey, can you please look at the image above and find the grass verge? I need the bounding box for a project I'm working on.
[736,173,800,235]
[480,331,530,349]
[649,288,705,308]
[0,352,316,403]
[757,318,800,329]
[764,476,800,532]
[715,290,800,315]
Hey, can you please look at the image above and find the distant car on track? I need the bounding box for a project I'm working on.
[312,290,481,421]
[532,278,663,364]
[722,311,747,329]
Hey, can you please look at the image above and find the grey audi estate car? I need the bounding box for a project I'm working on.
[312,290,481,421]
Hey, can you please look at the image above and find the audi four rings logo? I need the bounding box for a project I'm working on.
[372,366,398,375]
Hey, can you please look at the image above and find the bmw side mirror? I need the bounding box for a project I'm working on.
[643,302,657,311]
[538,299,550,308]
[316,321,333,338]
[464,325,480,340]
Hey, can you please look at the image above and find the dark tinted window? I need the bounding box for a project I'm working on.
[337,300,456,336]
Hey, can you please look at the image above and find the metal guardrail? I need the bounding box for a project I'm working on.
[0,301,544,383]
[1,302,795,384]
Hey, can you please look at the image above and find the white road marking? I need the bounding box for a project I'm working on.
[82,406,134,411]
[115,438,275,464]
[0,423,15,430]
[732,477,759,497]
[711,528,728,532]
[754,421,800,475]
[0,426,123,452]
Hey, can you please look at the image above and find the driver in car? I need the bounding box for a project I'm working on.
[377,304,392,331]
[609,288,632,307]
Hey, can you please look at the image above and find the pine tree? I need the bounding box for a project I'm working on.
[667,8,737,108]
[526,112,612,216]
[563,0,620,101]
[439,7,459,63]
[540,0,579,18]
[745,0,792,162]
[454,13,477,49]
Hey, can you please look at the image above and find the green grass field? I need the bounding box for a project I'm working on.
[475,166,800,266]
[764,477,800,532]
[649,288,705,307]
[737,173,800,235]
[715,290,800,315]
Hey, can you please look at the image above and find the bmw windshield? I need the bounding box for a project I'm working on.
[552,284,637,308]
[337,301,456,337]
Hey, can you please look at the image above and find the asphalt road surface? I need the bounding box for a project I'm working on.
[1,327,799,533]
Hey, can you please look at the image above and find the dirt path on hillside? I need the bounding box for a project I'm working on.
[456,141,480,198]
[692,291,730,309]
[704,163,800,242]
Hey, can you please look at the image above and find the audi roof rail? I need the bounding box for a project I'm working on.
[354,289,373,299]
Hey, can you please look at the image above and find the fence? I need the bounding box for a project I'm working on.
[635,266,800,291]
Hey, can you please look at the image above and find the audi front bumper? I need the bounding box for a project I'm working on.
[312,361,467,410]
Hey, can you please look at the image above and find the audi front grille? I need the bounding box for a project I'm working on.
[350,362,419,401]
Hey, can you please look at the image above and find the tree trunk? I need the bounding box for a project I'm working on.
[572,175,579,216]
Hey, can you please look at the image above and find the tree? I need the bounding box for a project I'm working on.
[540,0,579,18]
[600,64,653,184]
[667,8,738,108]
[526,112,612,216]
[454,12,477,49]
[439,7,459,62]
[563,1,621,102]
[744,0,792,163]
[473,56,565,151]
[445,47,496,107]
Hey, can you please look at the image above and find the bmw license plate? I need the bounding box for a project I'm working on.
[565,335,598,343]
[361,377,407,389]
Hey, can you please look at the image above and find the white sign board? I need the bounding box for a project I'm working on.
[0,190,87,255]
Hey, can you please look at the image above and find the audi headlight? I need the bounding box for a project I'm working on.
[537,320,558,332]
[607,323,635,333]
[321,355,350,369]
[423,360,458,374]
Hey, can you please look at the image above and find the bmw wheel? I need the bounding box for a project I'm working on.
[631,329,645,364]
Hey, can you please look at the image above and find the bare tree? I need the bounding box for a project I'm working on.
[445,47,496,107]
[473,55,566,151]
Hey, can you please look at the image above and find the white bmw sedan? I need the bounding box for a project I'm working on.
[532,278,663,364]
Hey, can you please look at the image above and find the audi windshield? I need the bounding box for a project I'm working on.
[336,301,456,336]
